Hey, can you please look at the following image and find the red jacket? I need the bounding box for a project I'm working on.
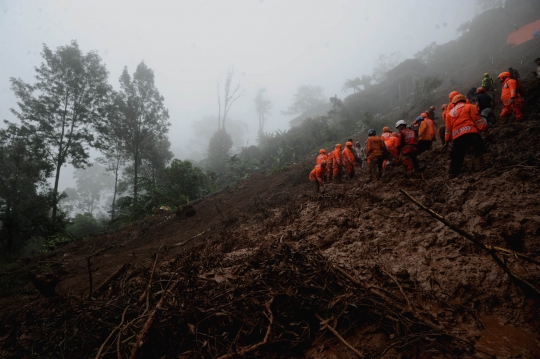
[397,127,418,154]
[309,164,326,183]
[445,102,486,142]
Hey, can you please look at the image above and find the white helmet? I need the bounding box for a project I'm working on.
[395,120,407,128]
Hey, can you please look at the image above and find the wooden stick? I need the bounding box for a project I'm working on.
[137,255,158,307]
[399,189,540,297]
[487,245,540,266]
[95,306,128,359]
[381,269,413,313]
[213,201,225,218]
[87,258,93,299]
[216,298,274,359]
[172,230,208,247]
[129,279,180,359]
[315,314,365,358]
[92,263,129,299]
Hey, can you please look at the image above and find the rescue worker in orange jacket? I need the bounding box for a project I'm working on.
[309,161,327,193]
[366,129,387,180]
[381,126,392,141]
[326,150,334,182]
[316,149,327,165]
[331,144,343,184]
[439,103,448,144]
[342,141,356,179]
[444,94,487,178]
[498,71,523,122]
[422,112,435,143]
[396,120,419,173]
[417,115,432,155]
[382,132,400,169]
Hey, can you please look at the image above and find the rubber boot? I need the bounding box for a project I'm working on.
[474,155,485,172]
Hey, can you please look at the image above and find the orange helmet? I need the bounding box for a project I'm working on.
[319,149,326,154]
[345,141,353,146]
[498,72,510,81]
[421,112,428,118]
[383,126,390,132]
[476,86,485,93]
[448,91,459,102]
[335,143,342,148]
[452,94,467,104]
[441,104,447,110]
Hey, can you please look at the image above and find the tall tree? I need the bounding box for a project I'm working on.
[113,62,170,201]
[341,77,362,93]
[282,85,326,116]
[0,122,55,258]
[216,67,246,130]
[66,163,113,215]
[253,88,273,134]
[10,40,110,220]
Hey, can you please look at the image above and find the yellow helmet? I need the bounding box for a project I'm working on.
[484,72,489,77]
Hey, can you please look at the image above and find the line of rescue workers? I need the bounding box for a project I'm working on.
[309,70,525,193]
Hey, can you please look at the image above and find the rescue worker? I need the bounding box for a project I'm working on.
[475,86,494,127]
[331,144,343,184]
[353,142,364,169]
[381,126,392,141]
[482,72,495,92]
[326,149,334,182]
[411,116,423,134]
[396,120,419,174]
[438,104,448,144]
[498,71,523,123]
[342,141,356,179]
[444,94,487,178]
[417,115,432,155]
[427,105,436,121]
[365,129,387,180]
[382,132,399,169]
[466,87,477,103]
[309,161,327,194]
[422,112,436,145]
[316,149,327,165]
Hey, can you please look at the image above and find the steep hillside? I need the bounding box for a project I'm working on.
[1,73,540,358]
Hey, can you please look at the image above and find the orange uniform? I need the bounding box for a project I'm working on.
[309,164,326,182]
[418,120,431,141]
[445,103,486,142]
[342,145,356,178]
[500,78,523,121]
[424,118,435,140]
[331,144,343,183]
[366,136,386,159]
[381,132,392,141]
[326,151,334,181]
[383,136,399,159]
[316,153,327,165]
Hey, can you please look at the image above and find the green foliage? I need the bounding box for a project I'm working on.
[41,232,77,252]
[66,213,103,239]
[10,40,111,219]
[0,122,64,258]
[108,62,170,201]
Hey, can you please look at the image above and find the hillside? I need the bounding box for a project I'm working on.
[1,73,540,358]
[2,3,540,358]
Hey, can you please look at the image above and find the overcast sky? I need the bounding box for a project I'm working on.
[0,0,476,190]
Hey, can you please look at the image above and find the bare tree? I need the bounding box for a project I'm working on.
[253,88,273,133]
[216,67,246,130]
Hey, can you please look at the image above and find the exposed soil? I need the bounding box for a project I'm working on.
[2,42,540,359]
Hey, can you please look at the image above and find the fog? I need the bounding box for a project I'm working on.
[0,0,475,191]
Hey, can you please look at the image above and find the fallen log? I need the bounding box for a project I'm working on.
[399,189,540,297]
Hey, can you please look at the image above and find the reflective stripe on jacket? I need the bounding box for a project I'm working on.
[445,103,486,142]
